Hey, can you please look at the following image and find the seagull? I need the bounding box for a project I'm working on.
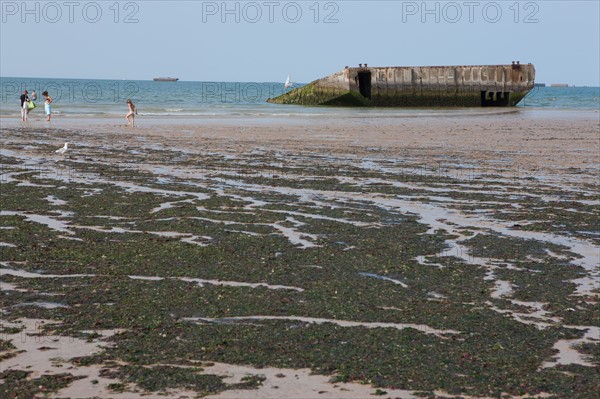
[55,142,68,154]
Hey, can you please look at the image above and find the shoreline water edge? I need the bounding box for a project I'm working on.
[1,77,599,119]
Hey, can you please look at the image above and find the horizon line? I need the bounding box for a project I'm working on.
[2,76,599,88]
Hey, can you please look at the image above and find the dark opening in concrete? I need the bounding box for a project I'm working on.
[358,72,372,99]
[481,91,510,106]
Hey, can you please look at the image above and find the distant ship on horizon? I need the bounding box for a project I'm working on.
[153,77,179,82]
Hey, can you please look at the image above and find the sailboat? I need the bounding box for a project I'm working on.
[284,74,292,89]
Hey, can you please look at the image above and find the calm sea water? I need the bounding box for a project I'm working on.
[1,77,598,118]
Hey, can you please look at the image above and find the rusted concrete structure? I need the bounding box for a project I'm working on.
[268,63,535,107]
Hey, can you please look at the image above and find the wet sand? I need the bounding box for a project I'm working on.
[1,109,599,398]
[4,109,598,174]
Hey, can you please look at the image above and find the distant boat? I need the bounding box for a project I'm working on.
[153,77,179,82]
[284,74,292,89]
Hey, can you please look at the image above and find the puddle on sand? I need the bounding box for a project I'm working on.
[1,210,74,235]
[0,281,28,292]
[266,208,372,227]
[301,265,323,269]
[0,262,304,292]
[224,228,261,236]
[269,222,319,249]
[72,225,212,247]
[184,315,459,338]
[12,301,68,309]
[427,292,447,299]
[203,361,422,399]
[45,195,68,206]
[415,255,445,269]
[489,279,515,299]
[178,235,210,246]
[1,266,95,279]
[128,275,163,281]
[191,216,319,249]
[179,277,304,292]
[128,275,304,292]
[112,180,210,202]
[541,326,600,368]
[359,272,408,288]
[484,301,561,329]
[150,198,196,214]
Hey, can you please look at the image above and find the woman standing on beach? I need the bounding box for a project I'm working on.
[126,99,137,127]
[42,91,52,122]
[20,90,30,122]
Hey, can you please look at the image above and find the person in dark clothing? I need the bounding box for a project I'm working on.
[20,90,30,121]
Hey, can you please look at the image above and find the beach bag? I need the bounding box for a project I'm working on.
[27,101,36,110]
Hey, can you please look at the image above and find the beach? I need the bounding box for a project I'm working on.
[1,109,599,398]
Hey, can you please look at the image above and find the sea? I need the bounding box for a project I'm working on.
[1,77,598,118]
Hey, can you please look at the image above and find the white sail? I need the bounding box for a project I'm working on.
[284,74,292,88]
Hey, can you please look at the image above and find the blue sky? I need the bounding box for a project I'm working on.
[1,1,598,85]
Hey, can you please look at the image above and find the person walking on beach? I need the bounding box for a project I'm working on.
[126,99,137,126]
[42,91,52,122]
[31,90,37,101]
[20,90,30,121]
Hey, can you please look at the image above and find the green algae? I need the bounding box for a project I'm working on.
[0,370,84,399]
[0,339,16,351]
[267,83,528,107]
[1,126,598,398]
[100,365,227,394]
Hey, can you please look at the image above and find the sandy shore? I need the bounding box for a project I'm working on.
[3,109,598,174]
[1,109,598,398]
